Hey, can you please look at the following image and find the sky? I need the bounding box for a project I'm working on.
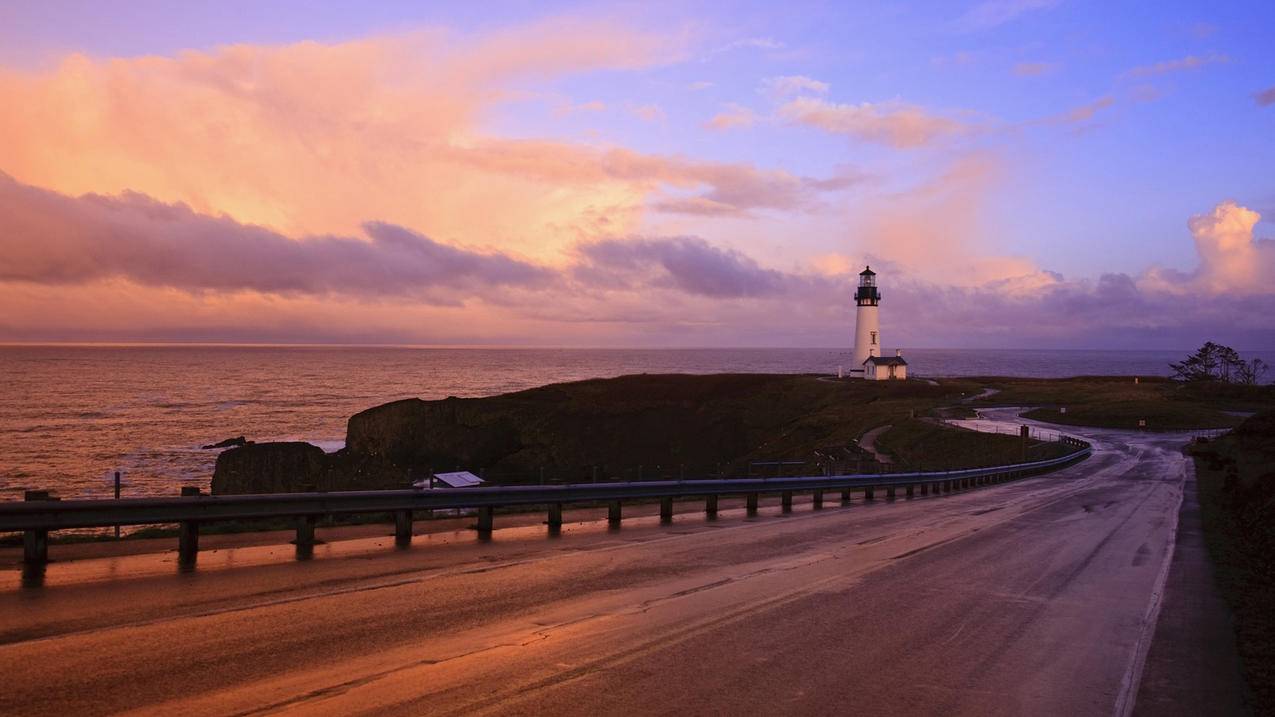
[1,0,1273,349]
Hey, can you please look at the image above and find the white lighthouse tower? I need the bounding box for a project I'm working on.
[851,266,881,376]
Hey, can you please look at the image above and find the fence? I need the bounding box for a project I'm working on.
[3,438,1091,572]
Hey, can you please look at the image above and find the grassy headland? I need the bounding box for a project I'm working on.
[1188,412,1275,715]
[973,376,1272,431]
[213,373,1073,494]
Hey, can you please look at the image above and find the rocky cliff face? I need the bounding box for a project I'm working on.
[211,442,329,494]
[210,441,410,495]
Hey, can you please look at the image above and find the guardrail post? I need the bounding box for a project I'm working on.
[841,488,852,505]
[660,496,674,522]
[547,503,563,528]
[865,486,875,501]
[705,494,718,517]
[746,493,759,515]
[813,490,823,509]
[178,486,201,567]
[906,485,915,499]
[886,486,896,500]
[22,490,51,568]
[476,506,494,533]
[781,491,793,512]
[395,509,413,545]
[608,500,622,524]
[920,483,929,496]
[294,515,318,546]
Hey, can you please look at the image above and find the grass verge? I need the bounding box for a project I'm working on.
[1188,412,1275,715]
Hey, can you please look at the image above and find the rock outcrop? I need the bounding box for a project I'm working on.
[211,442,330,494]
[202,436,251,450]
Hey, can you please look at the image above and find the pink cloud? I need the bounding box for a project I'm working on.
[1122,53,1229,79]
[1013,61,1058,77]
[776,97,967,148]
[704,103,756,130]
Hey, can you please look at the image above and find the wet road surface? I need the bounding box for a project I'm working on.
[0,413,1219,715]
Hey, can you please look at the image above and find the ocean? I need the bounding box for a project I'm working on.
[1,345,1265,501]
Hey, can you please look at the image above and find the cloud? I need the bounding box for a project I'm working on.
[1181,200,1274,293]
[761,75,829,97]
[705,103,756,130]
[777,96,967,148]
[556,99,607,115]
[0,173,552,300]
[629,103,666,122]
[958,0,1060,30]
[1013,61,1058,77]
[1123,53,1229,79]
[687,80,714,91]
[1255,85,1275,107]
[716,37,784,53]
[1041,95,1115,125]
[574,236,798,298]
[2,173,1273,348]
[0,26,852,261]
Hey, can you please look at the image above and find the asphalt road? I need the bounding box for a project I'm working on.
[0,412,1239,716]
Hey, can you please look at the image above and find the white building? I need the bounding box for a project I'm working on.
[851,266,882,377]
[864,351,908,381]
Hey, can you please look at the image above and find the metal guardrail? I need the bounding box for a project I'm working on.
[5,442,1090,570]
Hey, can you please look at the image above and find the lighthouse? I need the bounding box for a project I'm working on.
[851,266,881,376]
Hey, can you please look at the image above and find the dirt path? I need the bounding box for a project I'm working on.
[857,424,893,464]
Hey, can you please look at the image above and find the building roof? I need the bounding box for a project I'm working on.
[413,470,485,489]
[859,265,876,276]
[864,356,908,366]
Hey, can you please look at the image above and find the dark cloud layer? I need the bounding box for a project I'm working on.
[0,173,553,299]
[574,236,797,297]
[2,174,1274,349]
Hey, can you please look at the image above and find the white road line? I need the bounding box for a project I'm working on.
[1111,455,1185,717]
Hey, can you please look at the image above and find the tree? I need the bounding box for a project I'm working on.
[1236,358,1269,386]
[1170,342,1268,384]
[1170,341,1224,382]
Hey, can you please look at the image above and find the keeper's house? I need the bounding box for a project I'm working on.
[864,351,908,381]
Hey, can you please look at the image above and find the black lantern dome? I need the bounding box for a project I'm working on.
[855,266,880,305]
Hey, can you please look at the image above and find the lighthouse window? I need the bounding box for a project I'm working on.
[870,331,878,345]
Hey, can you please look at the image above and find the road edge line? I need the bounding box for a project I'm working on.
[1111,454,1187,717]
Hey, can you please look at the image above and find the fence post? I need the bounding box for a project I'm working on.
[294,515,318,546]
[781,491,793,512]
[178,486,201,567]
[746,493,759,515]
[608,500,622,524]
[547,502,563,527]
[660,496,674,522]
[841,487,852,505]
[114,471,121,539]
[395,509,413,545]
[476,506,494,533]
[22,490,52,568]
[813,490,824,509]
[886,486,897,500]
[705,494,718,517]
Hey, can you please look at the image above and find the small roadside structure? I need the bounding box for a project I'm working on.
[414,471,485,489]
[864,350,908,381]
